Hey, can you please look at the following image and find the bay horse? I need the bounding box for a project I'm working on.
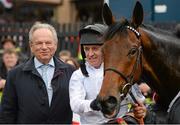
[96,1,180,123]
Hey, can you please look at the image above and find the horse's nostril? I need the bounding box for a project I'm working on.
[100,96,119,116]
[107,96,117,104]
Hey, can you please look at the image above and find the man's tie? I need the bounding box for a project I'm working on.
[41,64,53,106]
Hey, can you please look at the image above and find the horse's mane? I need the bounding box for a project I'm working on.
[141,24,180,65]
[142,24,180,45]
[141,24,174,36]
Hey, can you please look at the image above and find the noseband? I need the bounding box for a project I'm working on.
[104,26,142,99]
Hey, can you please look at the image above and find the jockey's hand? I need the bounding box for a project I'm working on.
[133,102,147,119]
[90,99,101,111]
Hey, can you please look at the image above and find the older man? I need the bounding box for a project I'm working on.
[0,23,74,123]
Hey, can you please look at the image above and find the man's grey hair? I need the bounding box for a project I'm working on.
[29,23,58,43]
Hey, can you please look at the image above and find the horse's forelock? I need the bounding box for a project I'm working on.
[104,19,130,41]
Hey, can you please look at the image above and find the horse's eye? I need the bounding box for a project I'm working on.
[128,48,137,56]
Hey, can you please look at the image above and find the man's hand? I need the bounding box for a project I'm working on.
[133,102,147,119]
[0,79,6,89]
[90,99,101,111]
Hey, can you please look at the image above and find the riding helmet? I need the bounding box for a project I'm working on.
[79,23,108,77]
[79,23,108,45]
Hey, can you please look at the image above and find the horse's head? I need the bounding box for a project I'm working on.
[97,2,144,118]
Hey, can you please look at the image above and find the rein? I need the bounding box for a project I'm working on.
[104,25,142,99]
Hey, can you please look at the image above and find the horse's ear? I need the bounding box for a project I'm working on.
[103,3,115,26]
[131,1,144,28]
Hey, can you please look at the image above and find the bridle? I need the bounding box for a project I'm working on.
[104,25,143,99]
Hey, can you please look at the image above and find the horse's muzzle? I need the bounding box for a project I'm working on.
[97,96,120,118]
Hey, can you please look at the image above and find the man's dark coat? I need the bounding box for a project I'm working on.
[0,56,74,124]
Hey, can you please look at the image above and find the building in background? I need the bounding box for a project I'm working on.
[0,0,104,24]
[109,0,180,23]
[1,0,180,24]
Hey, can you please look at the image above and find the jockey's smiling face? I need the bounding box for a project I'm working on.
[83,45,103,69]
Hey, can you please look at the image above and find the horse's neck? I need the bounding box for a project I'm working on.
[141,27,180,108]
